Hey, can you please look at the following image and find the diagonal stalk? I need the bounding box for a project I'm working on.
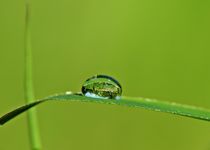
[1,93,210,125]
[24,0,42,149]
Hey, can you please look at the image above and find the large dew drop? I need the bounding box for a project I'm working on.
[81,75,122,99]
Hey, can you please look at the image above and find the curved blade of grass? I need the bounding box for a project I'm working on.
[1,93,210,125]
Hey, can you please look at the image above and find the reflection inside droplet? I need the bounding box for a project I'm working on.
[82,75,122,99]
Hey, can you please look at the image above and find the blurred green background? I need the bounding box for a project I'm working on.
[1,0,210,149]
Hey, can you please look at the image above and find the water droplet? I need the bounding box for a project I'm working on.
[65,91,72,95]
[82,75,122,99]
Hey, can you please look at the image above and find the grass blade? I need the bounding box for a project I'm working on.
[0,93,210,125]
[0,101,44,125]
[24,1,42,149]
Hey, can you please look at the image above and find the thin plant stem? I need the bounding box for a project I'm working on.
[24,1,42,150]
[1,93,210,124]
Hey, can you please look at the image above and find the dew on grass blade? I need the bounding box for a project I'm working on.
[82,75,122,99]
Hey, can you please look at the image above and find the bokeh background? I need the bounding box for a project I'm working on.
[1,0,210,149]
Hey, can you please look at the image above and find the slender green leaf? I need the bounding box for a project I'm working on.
[1,93,210,125]
[24,0,41,149]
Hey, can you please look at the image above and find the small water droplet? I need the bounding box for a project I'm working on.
[65,91,72,95]
[82,75,122,99]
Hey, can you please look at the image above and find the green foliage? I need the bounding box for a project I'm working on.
[24,1,41,149]
[1,93,210,126]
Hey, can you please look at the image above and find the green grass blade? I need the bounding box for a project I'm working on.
[24,1,42,149]
[0,93,210,125]
[47,94,210,121]
[0,101,44,125]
